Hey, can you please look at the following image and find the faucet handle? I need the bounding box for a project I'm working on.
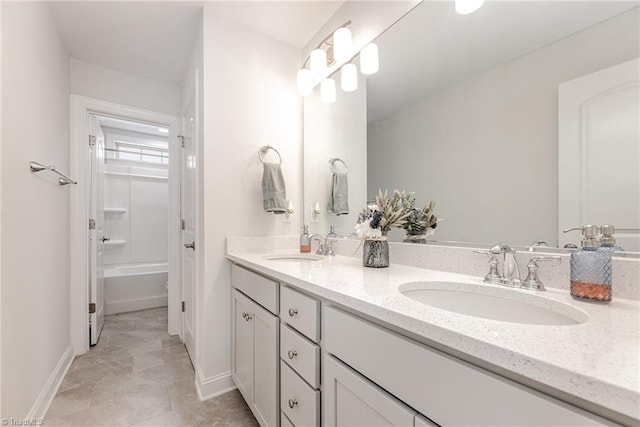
[474,250,502,284]
[520,256,561,291]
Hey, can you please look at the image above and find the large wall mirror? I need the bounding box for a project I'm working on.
[303,1,640,253]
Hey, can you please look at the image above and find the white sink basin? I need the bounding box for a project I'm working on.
[263,253,323,262]
[399,282,588,325]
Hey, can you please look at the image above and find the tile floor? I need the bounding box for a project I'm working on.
[45,307,258,426]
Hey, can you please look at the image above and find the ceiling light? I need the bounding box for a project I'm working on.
[157,128,169,134]
[297,69,313,96]
[333,27,352,63]
[360,43,379,75]
[321,78,336,104]
[341,64,358,92]
[455,0,484,15]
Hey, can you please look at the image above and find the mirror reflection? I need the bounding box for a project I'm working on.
[303,1,640,252]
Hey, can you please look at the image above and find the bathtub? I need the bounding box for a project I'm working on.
[104,262,168,315]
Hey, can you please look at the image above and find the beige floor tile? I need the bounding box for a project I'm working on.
[46,384,95,419]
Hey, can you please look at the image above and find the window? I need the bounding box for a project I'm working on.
[114,140,169,165]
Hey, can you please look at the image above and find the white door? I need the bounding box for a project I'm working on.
[181,91,197,359]
[89,115,106,345]
[559,58,640,251]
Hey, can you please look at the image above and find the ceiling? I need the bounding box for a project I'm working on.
[367,1,639,122]
[48,1,343,86]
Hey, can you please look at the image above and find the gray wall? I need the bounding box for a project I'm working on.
[368,8,640,246]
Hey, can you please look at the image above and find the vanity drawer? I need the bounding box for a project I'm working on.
[280,361,320,427]
[231,264,279,315]
[280,286,320,342]
[281,324,320,388]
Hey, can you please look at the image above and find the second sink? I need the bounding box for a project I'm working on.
[399,281,588,326]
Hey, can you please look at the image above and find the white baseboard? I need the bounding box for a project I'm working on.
[104,295,168,315]
[27,345,74,419]
[195,369,235,401]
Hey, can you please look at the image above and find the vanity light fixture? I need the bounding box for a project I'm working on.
[310,48,328,79]
[333,27,352,63]
[321,78,336,104]
[341,63,358,92]
[455,0,485,15]
[360,43,379,75]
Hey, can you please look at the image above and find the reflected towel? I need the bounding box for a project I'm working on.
[262,163,287,214]
[328,172,349,215]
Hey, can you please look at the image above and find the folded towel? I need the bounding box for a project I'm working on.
[262,162,287,214]
[328,172,349,215]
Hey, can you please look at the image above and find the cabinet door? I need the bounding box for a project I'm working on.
[232,290,254,402]
[324,354,416,427]
[252,299,280,427]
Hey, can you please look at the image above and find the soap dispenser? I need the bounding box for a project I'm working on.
[564,225,612,302]
[599,225,625,254]
[300,225,311,253]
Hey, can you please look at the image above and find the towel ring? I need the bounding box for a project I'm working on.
[329,158,348,174]
[259,145,282,165]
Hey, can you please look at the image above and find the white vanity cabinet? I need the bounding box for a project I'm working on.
[231,265,280,427]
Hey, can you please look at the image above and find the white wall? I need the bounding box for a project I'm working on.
[368,8,640,246]
[1,2,71,417]
[198,7,302,397]
[304,74,367,235]
[70,59,182,117]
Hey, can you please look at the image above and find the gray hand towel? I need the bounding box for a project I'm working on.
[328,172,349,215]
[262,162,287,214]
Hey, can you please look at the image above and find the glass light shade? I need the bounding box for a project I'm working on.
[455,0,484,15]
[360,43,379,75]
[310,49,327,78]
[333,27,352,63]
[320,78,336,104]
[340,64,358,92]
[297,68,313,96]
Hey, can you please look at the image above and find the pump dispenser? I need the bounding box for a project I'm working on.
[564,225,612,302]
[300,225,311,253]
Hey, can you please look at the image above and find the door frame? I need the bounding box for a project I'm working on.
[70,95,182,355]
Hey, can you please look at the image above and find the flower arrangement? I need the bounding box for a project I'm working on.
[355,190,411,239]
[396,192,438,237]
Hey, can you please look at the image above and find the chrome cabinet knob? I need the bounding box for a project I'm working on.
[287,350,297,359]
[245,313,252,321]
[101,237,110,242]
[288,308,298,317]
[241,312,247,320]
[288,399,298,409]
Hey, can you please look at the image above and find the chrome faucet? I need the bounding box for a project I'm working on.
[308,234,335,256]
[489,244,521,286]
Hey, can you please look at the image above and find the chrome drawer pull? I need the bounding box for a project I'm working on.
[288,399,298,409]
[242,312,247,319]
[288,308,298,317]
[244,313,252,321]
[287,350,297,359]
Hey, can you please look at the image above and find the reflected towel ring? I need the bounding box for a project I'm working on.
[329,158,348,174]
[259,145,282,165]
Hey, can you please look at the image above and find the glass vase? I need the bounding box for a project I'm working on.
[363,238,389,268]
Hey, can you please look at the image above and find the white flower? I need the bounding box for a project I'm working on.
[355,218,383,239]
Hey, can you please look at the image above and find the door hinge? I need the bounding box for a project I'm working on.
[89,218,96,230]
[178,135,185,148]
[89,303,96,314]
[181,219,186,230]
[181,301,186,312]
[89,135,96,147]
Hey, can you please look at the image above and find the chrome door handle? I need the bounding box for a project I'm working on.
[287,350,297,359]
[184,242,195,250]
[101,237,110,242]
[288,399,298,409]
[288,308,298,317]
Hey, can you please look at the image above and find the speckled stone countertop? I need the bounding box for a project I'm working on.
[226,239,639,422]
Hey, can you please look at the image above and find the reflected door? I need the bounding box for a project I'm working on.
[559,58,640,251]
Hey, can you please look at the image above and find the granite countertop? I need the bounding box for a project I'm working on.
[226,247,640,422]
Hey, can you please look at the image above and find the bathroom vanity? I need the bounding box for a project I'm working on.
[227,239,639,427]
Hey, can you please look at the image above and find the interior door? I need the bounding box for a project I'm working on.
[559,58,640,251]
[181,90,197,359]
[89,115,106,345]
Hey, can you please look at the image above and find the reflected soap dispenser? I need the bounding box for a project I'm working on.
[300,225,311,253]
[564,225,612,303]
[599,225,625,254]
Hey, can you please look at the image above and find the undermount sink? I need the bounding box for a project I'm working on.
[263,253,323,262]
[399,282,588,325]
